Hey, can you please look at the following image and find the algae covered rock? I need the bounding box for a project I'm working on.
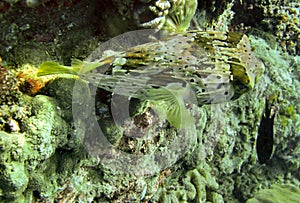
[0,65,21,105]
[0,0,299,202]
[148,30,300,202]
[246,184,300,203]
[0,91,71,201]
[21,95,69,161]
[231,0,300,55]
[0,131,29,200]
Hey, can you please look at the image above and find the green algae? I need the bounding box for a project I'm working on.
[0,0,299,202]
[0,132,29,201]
[148,32,300,202]
[0,94,71,202]
[246,184,300,203]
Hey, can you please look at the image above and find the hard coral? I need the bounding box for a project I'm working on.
[261,2,300,55]
[231,1,300,55]
[0,65,20,105]
[141,0,198,32]
[246,184,300,203]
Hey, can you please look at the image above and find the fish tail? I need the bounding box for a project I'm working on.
[37,61,80,76]
[37,58,106,76]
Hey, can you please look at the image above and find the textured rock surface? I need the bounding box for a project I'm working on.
[0,0,299,202]
[246,184,300,203]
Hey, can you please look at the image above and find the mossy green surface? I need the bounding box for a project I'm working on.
[149,31,300,202]
[0,0,299,202]
[0,93,71,202]
[246,184,300,203]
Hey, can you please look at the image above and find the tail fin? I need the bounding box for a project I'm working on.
[37,61,80,76]
[37,59,103,76]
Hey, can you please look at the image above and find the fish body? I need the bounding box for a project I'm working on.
[38,30,264,128]
[256,97,277,164]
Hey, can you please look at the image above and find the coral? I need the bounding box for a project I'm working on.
[0,71,204,202]
[149,33,300,202]
[0,131,29,201]
[231,1,300,55]
[0,1,299,202]
[0,65,20,105]
[41,77,77,122]
[225,33,300,202]
[141,0,198,32]
[0,93,70,201]
[0,64,25,133]
[0,63,50,132]
[259,2,300,55]
[3,33,293,203]
[151,162,221,202]
[246,184,300,203]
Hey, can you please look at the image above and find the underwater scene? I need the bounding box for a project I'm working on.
[0,0,299,202]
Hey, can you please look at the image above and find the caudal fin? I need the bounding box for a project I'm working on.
[37,61,79,76]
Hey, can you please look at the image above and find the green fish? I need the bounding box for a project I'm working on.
[38,30,264,129]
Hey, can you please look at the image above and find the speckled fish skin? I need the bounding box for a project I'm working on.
[81,31,265,104]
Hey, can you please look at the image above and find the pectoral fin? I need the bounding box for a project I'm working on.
[147,84,195,129]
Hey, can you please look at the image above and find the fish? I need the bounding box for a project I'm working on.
[37,30,265,129]
[256,97,278,164]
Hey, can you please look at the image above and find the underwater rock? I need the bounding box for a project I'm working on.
[0,93,70,201]
[149,33,300,202]
[0,131,29,201]
[246,184,300,203]
[0,65,21,105]
[232,1,300,55]
[0,0,299,202]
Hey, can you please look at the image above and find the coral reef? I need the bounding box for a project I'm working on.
[259,2,299,55]
[0,65,20,105]
[148,32,300,202]
[0,94,70,201]
[0,0,299,202]
[0,0,99,66]
[246,184,300,203]
[197,1,299,55]
[232,1,300,55]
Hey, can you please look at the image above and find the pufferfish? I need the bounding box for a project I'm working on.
[38,30,264,128]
